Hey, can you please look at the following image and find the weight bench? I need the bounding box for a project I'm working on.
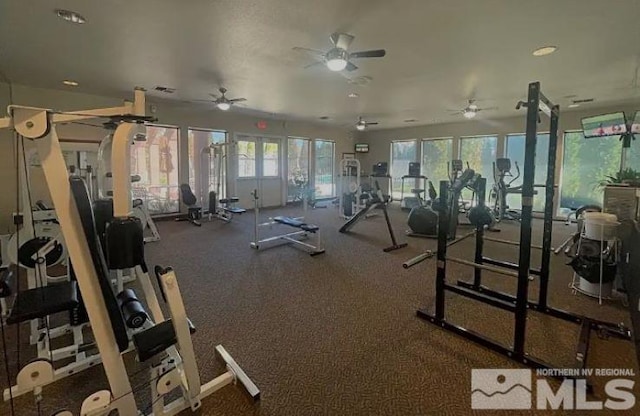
[209,194,246,222]
[273,216,320,232]
[250,191,325,256]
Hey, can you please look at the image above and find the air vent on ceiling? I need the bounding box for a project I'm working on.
[572,98,595,104]
[154,86,176,94]
[319,116,329,120]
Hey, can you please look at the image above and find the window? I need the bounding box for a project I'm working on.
[459,135,498,201]
[262,141,279,177]
[238,140,256,177]
[560,131,622,212]
[421,137,453,191]
[187,128,226,204]
[504,133,550,212]
[131,125,180,214]
[390,140,418,199]
[287,137,310,202]
[314,140,335,198]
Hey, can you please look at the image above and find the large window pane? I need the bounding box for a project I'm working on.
[131,125,180,214]
[421,138,453,190]
[314,140,335,198]
[188,128,226,204]
[288,137,310,202]
[238,140,256,177]
[390,140,418,199]
[188,128,226,188]
[560,131,621,212]
[263,142,279,177]
[625,140,640,171]
[505,133,550,212]
[459,135,498,201]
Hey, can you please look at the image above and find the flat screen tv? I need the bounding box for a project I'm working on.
[631,111,640,134]
[355,143,369,153]
[581,112,627,138]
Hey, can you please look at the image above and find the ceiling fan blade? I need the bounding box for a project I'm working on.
[193,99,215,103]
[480,106,498,111]
[330,32,354,50]
[304,60,325,69]
[346,61,358,72]
[229,98,247,103]
[350,49,386,59]
[292,46,325,57]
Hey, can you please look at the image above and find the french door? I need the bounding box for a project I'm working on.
[235,134,284,208]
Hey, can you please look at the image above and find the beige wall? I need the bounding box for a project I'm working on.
[0,83,353,232]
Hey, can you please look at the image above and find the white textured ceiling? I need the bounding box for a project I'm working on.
[1,0,640,130]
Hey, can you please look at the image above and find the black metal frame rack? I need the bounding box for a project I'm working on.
[417,82,631,380]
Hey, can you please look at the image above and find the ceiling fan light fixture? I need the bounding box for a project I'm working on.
[356,123,366,131]
[216,102,231,111]
[326,48,348,71]
[468,103,478,110]
[327,58,348,71]
[463,110,477,119]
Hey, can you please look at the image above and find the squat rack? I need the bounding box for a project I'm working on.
[417,82,631,376]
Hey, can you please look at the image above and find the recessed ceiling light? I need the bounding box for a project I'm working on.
[62,80,79,86]
[532,46,557,56]
[55,9,86,24]
[568,103,580,108]
[348,93,359,98]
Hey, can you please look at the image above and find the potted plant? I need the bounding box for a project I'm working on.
[599,168,640,188]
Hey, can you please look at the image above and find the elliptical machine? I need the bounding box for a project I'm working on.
[489,158,522,222]
[407,162,477,240]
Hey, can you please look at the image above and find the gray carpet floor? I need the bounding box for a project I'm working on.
[1,203,638,415]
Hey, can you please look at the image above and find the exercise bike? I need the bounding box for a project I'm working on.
[489,158,523,222]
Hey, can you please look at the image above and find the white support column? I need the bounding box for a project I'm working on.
[29,121,136,414]
[111,122,139,217]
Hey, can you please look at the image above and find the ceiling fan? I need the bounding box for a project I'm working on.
[195,87,246,111]
[294,32,386,72]
[355,116,378,131]
[448,100,497,119]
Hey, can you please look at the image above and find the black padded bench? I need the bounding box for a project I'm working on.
[132,318,197,362]
[7,281,79,325]
[273,216,319,232]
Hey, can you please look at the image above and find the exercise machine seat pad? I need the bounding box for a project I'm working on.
[133,319,177,362]
[273,216,319,232]
[7,281,78,325]
[219,197,240,204]
[223,207,246,214]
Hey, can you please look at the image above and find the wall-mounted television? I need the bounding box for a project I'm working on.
[631,111,640,134]
[581,112,627,138]
[355,143,369,153]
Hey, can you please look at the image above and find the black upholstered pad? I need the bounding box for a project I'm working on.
[7,281,78,324]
